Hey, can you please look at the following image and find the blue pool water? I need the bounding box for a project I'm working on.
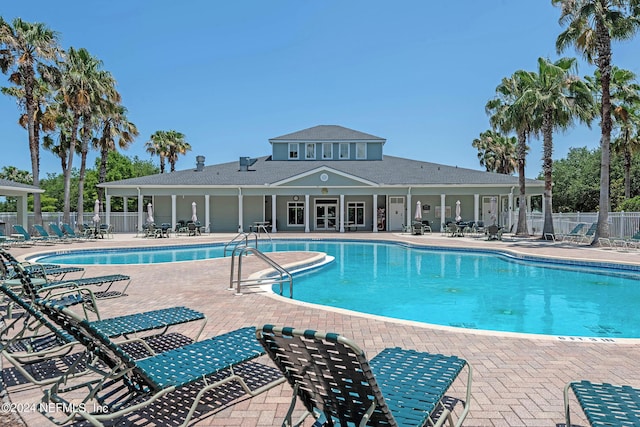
[33,240,640,338]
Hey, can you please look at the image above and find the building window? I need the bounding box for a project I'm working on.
[356,142,366,159]
[322,143,333,159]
[347,201,365,226]
[288,202,305,226]
[289,143,299,160]
[339,143,350,159]
[305,143,316,159]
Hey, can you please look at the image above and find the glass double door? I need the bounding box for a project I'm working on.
[315,200,337,230]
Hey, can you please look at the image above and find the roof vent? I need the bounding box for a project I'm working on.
[195,155,205,172]
[239,156,257,171]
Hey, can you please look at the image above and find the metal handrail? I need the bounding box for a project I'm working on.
[228,245,293,298]
[223,232,258,257]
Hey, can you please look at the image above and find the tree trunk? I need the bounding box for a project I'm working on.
[63,114,80,226]
[516,129,529,235]
[593,14,612,245]
[24,65,42,227]
[541,111,554,239]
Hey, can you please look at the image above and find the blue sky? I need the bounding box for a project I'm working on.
[1,1,638,178]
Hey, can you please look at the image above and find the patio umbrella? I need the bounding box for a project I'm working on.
[92,199,100,224]
[414,201,422,222]
[490,197,497,225]
[147,203,154,224]
[191,202,198,222]
[455,200,461,222]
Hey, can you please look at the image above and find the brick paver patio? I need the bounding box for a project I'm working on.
[2,231,639,426]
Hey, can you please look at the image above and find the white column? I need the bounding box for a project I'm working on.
[508,192,514,231]
[304,194,310,233]
[271,194,277,233]
[474,194,479,223]
[406,192,412,228]
[123,196,128,232]
[205,194,210,232]
[372,194,378,233]
[238,190,244,233]
[440,194,446,228]
[138,193,144,231]
[339,194,345,233]
[171,195,177,230]
[105,195,111,226]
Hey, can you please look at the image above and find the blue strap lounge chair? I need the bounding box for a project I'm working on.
[12,224,55,245]
[33,224,68,244]
[33,300,285,426]
[256,324,472,427]
[48,223,77,242]
[564,380,640,427]
[0,283,207,386]
[61,223,90,241]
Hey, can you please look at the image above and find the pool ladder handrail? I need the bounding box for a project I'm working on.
[228,245,293,298]
[223,232,259,257]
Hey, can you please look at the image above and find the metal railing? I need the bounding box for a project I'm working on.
[228,245,293,297]
[223,232,259,257]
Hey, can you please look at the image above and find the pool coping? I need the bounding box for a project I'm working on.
[20,236,640,343]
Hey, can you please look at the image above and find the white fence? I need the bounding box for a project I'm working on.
[2,211,640,238]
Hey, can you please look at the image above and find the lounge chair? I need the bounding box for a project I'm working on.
[564,380,640,427]
[34,300,285,426]
[551,223,586,243]
[0,283,207,386]
[486,224,502,240]
[613,230,640,250]
[573,223,597,245]
[61,223,90,241]
[256,324,472,427]
[12,224,55,245]
[33,224,68,244]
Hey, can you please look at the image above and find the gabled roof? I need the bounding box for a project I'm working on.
[0,179,43,195]
[99,155,543,189]
[269,125,385,143]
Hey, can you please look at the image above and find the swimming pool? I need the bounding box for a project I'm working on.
[33,240,640,338]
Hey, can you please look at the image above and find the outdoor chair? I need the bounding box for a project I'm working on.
[0,283,207,386]
[48,223,78,243]
[34,300,285,426]
[613,230,640,250]
[188,221,199,236]
[564,380,640,427]
[256,324,472,427]
[98,223,114,239]
[412,221,424,235]
[61,223,90,241]
[552,223,587,243]
[573,223,597,245]
[33,224,68,244]
[486,224,502,241]
[12,224,53,246]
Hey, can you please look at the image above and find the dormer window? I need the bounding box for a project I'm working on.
[339,143,350,159]
[289,143,299,160]
[305,143,316,159]
[322,143,333,159]
[356,142,366,159]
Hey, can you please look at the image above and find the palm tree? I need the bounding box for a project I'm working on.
[164,130,191,172]
[0,17,62,224]
[76,68,119,222]
[94,103,138,201]
[554,0,640,243]
[57,47,106,224]
[517,57,595,240]
[472,130,518,174]
[486,73,533,236]
[145,131,169,173]
[606,67,640,198]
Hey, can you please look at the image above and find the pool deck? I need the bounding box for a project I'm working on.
[3,231,640,426]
